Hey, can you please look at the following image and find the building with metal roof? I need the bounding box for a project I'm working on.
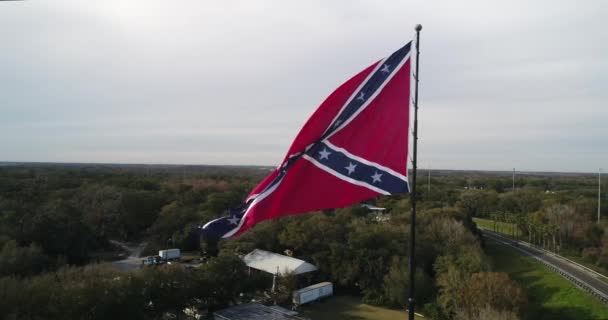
[361,204,387,211]
[213,303,308,320]
[242,249,317,276]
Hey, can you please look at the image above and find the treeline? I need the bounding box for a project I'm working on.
[453,185,607,269]
[0,254,261,320]
[0,165,265,273]
[0,165,269,319]
[2,165,601,319]
[407,170,607,270]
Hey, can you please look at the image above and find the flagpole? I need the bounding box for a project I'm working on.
[408,24,422,320]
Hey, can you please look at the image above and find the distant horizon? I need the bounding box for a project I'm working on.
[0,160,602,176]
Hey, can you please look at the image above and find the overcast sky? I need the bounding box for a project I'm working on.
[1,0,606,172]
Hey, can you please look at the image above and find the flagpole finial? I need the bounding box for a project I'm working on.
[415,24,422,31]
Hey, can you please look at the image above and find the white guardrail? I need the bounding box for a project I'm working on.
[483,228,608,282]
[481,228,608,305]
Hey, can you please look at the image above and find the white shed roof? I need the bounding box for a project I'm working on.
[361,204,386,211]
[242,249,317,276]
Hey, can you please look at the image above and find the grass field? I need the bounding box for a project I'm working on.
[474,217,522,237]
[299,296,425,320]
[486,240,608,320]
[475,217,608,279]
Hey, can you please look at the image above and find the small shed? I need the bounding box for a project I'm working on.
[242,249,317,276]
[361,204,390,222]
[361,204,387,212]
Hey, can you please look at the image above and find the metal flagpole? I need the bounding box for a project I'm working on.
[408,23,422,320]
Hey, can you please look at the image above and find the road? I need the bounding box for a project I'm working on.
[109,240,147,272]
[481,229,608,305]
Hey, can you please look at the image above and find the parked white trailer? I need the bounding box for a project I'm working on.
[159,249,181,261]
[292,282,333,305]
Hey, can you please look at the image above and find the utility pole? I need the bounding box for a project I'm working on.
[599,168,602,224]
[512,168,515,192]
[427,167,431,196]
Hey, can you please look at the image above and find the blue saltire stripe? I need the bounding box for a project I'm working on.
[304,141,409,195]
[320,41,412,141]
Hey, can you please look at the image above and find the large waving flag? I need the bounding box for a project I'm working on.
[203,42,412,239]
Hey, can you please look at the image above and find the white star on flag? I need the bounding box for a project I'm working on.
[371,172,383,183]
[356,92,365,101]
[381,64,390,73]
[345,162,357,175]
[318,148,331,160]
[227,215,239,225]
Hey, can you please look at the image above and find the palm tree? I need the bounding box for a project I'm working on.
[515,214,526,241]
[556,225,562,253]
[503,213,512,237]
[532,221,541,247]
[490,213,499,232]
[526,217,534,244]
[548,224,559,252]
[507,214,517,238]
[541,224,550,250]
[540,224,547,249]
[500,212,507,235]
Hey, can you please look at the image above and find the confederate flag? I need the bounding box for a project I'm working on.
[203,42,412,239]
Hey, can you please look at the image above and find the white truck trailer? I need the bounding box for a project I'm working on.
[158,248,181,261]
[292,282,333,305]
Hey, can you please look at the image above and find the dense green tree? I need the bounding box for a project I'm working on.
[195,252,249,309]
[382,256,434,308]
[0,240,50,277]
[75,184,122,239]
[455,305,520,320]
[457,190,499,218]
[147,202,201,249]
[118,190,169,239]
[455,272,526,318]
[23,200,97,264]
[435,243,488,315]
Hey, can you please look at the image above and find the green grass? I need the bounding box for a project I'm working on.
[486,239,608,320]
[476,217,608,280]
[474,217,522,237]
[299,295,425,320]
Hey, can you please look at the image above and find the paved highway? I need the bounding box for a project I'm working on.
[481,229,608,305]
